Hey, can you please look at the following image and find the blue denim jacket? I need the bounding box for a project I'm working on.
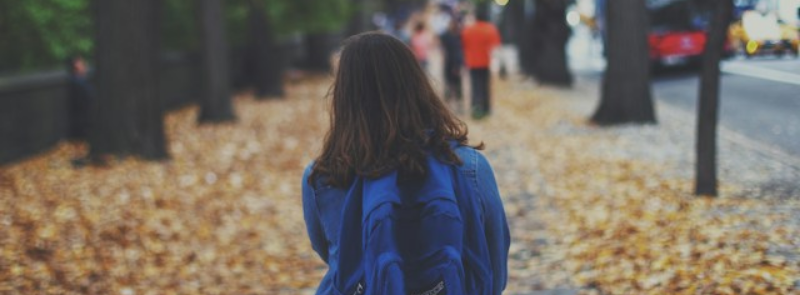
[302,146,510,295]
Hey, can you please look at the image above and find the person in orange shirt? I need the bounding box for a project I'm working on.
[461,8,501,119]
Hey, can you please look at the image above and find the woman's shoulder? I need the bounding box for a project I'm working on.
[453,145,491,172]
[302,162,324,191]
[302,162,314,181]
[302,161,340,196]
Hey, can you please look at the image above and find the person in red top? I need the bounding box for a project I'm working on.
[461,8,501,119]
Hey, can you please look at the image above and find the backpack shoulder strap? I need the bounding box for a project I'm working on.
[336,178,367,295]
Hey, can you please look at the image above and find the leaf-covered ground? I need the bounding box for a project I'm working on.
[475,78,800,295]
[1,76,799,295]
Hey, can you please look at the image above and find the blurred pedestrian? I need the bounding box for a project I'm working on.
[440,18,465,114]
[431,4,453,35]
[388,19,411,44]
[302,32,509,295]
[410,21,433,68]
[65,55,94,140]
[461,9,501,119]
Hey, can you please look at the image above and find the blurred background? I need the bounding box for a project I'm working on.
[1,0,799,164]
[1,0,800,294]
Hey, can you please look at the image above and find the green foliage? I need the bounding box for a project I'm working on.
[0,0,202,73]
[284,0,354,34]
[0,0,92,73]
[0,0,358,73]
[225,0,355,40]
[224,1,252,47]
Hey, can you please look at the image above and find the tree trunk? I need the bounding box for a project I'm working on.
[695,0,733,196]
[197,0,236,123]
[91,0,168,160]
[245,0,284,98]
[346,0,370,37]
[304,33,338,72]
[506,0,529,75]
[530,0,573,87]
[590,0,655,125]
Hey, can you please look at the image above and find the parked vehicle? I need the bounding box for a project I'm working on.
[648,26,709,67]
[647,0,734,68]
[729,10,799,57]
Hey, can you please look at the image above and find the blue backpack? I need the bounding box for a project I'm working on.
[335,154,492,295]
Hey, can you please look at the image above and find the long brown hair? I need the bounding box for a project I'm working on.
[310,32,480,188]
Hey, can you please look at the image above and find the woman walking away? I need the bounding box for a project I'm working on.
[301,32,510,295]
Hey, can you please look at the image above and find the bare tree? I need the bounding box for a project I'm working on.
[244,0,284,98]
[530,0,573,86]
[198,0,236,123]
[695,0,734,196]
[590,0,656,125]
[504,0,528,75]
[91,0,168,160]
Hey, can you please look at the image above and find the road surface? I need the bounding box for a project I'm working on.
[651,58,800,158]
[568,26,800,159]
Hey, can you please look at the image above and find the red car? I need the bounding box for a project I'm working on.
[647,0,734,69]
[649,30,708,67]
